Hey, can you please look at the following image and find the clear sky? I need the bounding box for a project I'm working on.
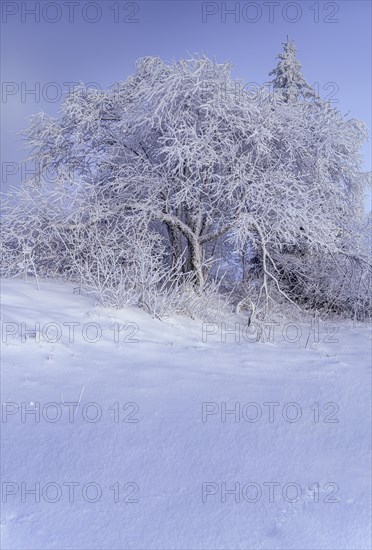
[1,0,371,200]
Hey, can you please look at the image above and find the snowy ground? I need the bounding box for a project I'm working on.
[1,278,371,550]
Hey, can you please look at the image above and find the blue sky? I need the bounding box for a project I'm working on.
[1,0,371,198]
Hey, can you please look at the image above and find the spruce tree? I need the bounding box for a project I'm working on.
[269,37,318,102]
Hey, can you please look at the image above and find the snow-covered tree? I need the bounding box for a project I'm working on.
[1,52,370,319]
[269,37,318,103]
[265,40,371,317]
[17,56,289,289]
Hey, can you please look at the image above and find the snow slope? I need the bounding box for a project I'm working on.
[1,278,371,549]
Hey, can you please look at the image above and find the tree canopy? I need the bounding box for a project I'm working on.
[2,43,370,320]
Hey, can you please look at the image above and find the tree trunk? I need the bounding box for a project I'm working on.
[165,222,184,269]
[189,236,204,288]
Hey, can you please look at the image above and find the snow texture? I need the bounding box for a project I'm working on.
[1,278,371,549]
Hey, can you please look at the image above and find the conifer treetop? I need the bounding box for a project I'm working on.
[269,37,318,102]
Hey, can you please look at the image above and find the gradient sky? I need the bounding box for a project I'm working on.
[1,0,371,202]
